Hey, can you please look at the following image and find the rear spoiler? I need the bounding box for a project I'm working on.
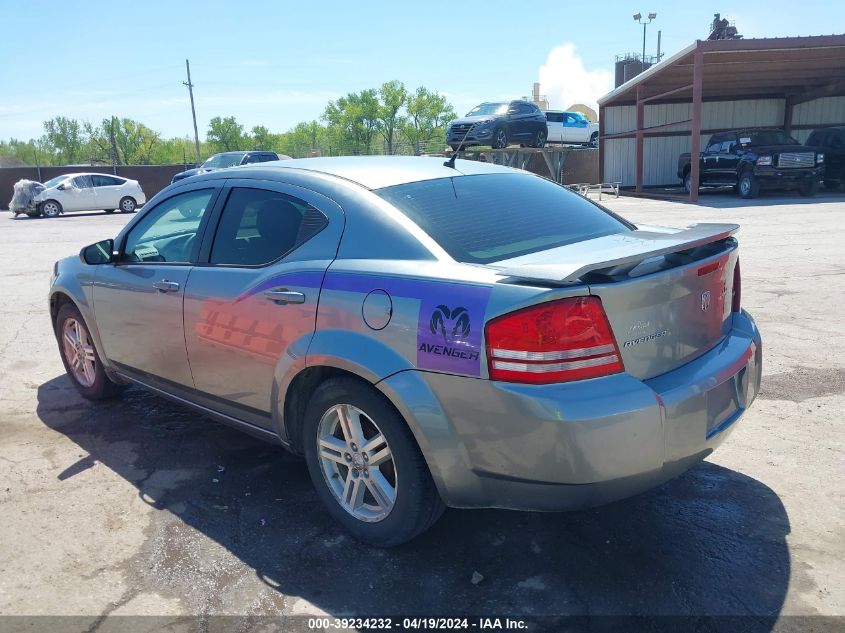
[496,223,739,284]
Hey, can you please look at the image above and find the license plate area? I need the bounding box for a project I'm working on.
[705,371,744,439]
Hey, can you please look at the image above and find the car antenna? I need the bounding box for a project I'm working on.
[444,122,477,169]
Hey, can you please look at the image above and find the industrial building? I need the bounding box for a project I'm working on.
[597,34,845,200]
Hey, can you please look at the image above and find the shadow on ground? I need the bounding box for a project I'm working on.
[37,374,791,622]
[627,187,845,209]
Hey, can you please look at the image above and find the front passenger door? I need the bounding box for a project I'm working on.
[93,186,219,386]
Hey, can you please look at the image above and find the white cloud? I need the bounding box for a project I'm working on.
[538,43,613,112]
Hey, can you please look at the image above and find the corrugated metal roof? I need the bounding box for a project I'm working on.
[599,35,845,107]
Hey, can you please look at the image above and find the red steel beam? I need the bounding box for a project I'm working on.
[598,106,605,185]
[690,44,704,203]
[636,84,645,193]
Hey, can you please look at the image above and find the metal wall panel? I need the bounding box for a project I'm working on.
[603,99,787,186]
[604,106,636,135]
[793,96,845,126]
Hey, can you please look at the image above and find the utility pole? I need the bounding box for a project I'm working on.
[183,59,202,166]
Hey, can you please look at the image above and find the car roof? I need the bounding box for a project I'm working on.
[53,172,125,179]
[193,156,523,190]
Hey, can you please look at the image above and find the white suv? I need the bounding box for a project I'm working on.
[545,111,599,147]
[34,173,146,217]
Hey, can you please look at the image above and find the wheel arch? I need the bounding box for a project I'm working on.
[279,362,460,504]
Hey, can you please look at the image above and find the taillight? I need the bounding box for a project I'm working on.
[731,259,741,312]
[485,296,624,384]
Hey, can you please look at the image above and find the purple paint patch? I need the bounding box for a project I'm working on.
[416,286,491,375]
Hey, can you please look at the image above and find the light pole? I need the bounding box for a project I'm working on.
[633,12,657,66]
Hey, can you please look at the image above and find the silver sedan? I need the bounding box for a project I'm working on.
[49,157,762,546]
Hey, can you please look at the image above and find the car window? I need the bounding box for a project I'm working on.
[244,154,264,164]
[91,175,124,187]
[376,174,631,265]
[720,140,737,154]
[72,175,93,189]
[706,141,722,153]
[261,153,277,162]
[546,112,563,123]
[122,189,214,264]
[209,188,328,266]
[517,104,533,114]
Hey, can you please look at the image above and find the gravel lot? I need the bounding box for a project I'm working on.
[0,192,843,630]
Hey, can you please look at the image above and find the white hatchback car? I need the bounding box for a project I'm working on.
[34,173,146,217]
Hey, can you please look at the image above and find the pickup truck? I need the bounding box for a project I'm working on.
[677,129,825,198]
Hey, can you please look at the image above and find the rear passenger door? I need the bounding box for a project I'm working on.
[545,112,563,143]
[91,174,125,209]
[182,179,344,427]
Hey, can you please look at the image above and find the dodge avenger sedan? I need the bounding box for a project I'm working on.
[49,157,761,546]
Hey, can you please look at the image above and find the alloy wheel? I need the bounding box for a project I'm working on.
[62,318,97,387]
[121,198,135,212]
[42,202,60,217]
[317,403,397,522]
[494,129,507,149]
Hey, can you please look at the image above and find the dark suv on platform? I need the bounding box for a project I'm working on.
[171,151,284,184]
[446,101,548,151]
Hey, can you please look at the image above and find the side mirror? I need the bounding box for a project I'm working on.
[80,239,115,265]
[57,183,67,191]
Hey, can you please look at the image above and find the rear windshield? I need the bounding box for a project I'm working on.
[375,174,631,264]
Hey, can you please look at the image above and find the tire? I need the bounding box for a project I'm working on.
[799,180,820,197]
[491,127,508,150]
[534,128,547,148]
[41,199,62,218]
[302,377,445,547]
[589,132,599,148]
[738,172,759,199]
[119,197,137,213]
[104,209,115,214]
[55,303,124,401]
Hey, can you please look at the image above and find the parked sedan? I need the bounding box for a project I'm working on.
[806,126,845,189]
[546,110,599,147]
[171,151,285,184]
[33,173,145,217]
[446,101,548,150]
[50,157,761,546]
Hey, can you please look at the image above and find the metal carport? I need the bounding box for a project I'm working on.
[598,35,845,200]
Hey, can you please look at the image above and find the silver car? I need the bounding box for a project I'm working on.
[49,157,762,546]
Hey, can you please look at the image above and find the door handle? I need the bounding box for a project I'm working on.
[153,280,180,293]
[264,289,306,305]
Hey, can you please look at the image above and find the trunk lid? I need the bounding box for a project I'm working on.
[493,224,739,380]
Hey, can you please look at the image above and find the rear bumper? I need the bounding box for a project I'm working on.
[380,310,761,510]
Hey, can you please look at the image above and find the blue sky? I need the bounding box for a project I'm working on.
[1,0,843,140]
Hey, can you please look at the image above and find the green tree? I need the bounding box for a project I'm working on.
[85,117,160,165]
[377,80,407,154]
[323,89,380,155]
[42,116,85,164]
[404,87,456,154]
[207,116,245,152]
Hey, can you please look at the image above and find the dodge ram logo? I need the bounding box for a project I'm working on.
[701,290,712,312]
[430,305,471,343]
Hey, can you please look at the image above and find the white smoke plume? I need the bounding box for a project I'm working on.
[538,43,613,114]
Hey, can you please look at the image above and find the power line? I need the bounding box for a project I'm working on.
[183,59,202,165]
